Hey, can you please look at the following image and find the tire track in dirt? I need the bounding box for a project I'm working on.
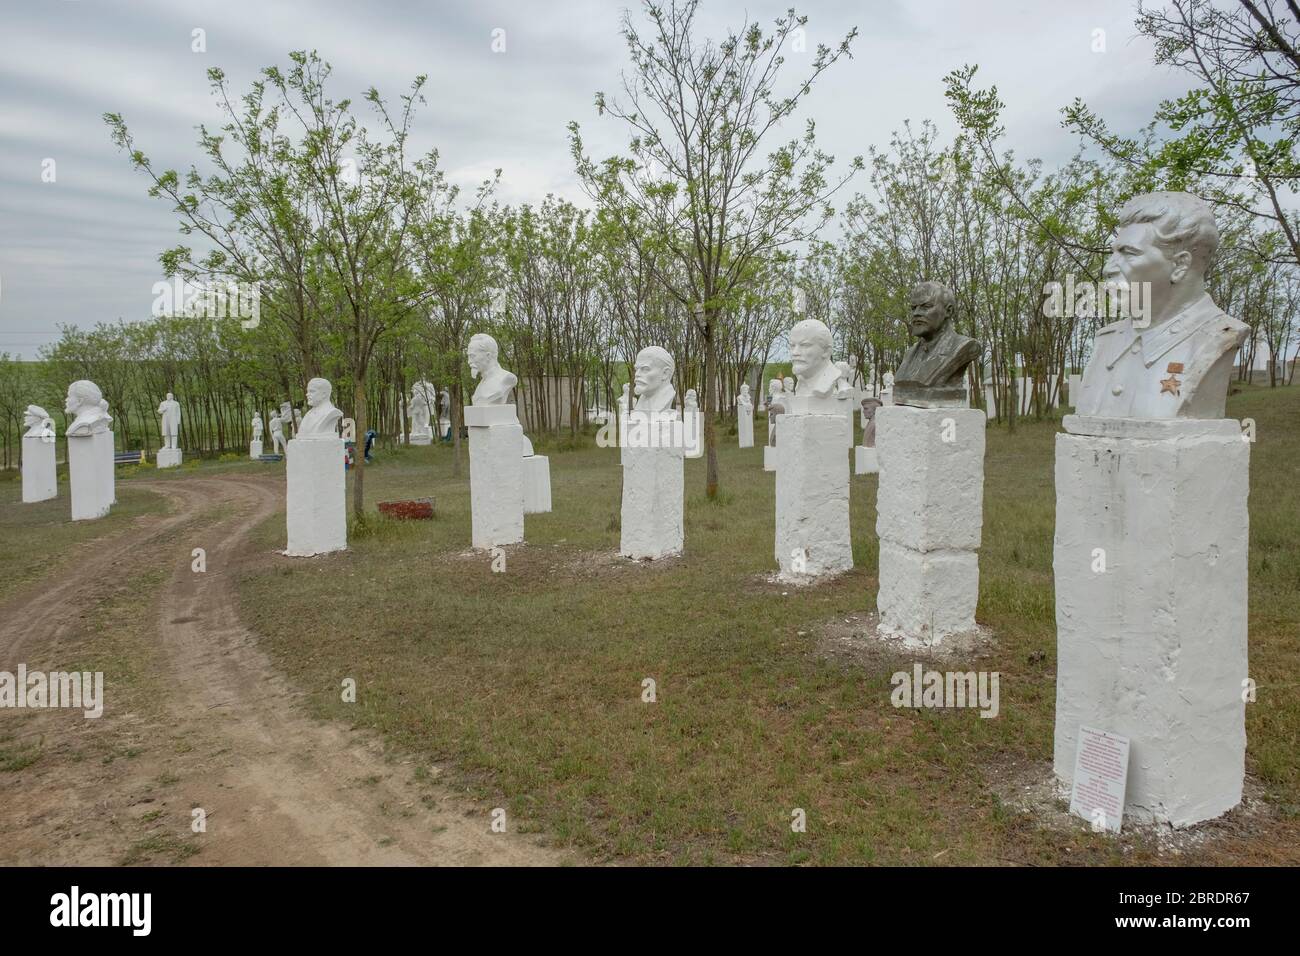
[1,472,566,866]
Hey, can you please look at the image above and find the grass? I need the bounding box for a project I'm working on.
[227,384,1300,865]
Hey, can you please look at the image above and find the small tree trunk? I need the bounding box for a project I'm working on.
[703,323,718,499]
[352,379,367,520]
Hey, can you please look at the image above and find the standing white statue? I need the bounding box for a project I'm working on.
[621,345,683,560]
[269,412,287,454]
[157,393,181,450]
[682,388,702,458]
[250,411,265,460]
[156,391,183,468]
[279,401,294,439]
[736,383,755,449]
[408,379,437,445]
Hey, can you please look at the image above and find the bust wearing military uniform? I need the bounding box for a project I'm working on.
[894,280,981,407]
[1075,192,1247,420]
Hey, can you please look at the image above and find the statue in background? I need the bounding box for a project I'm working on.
[157,392,181,450]
[894,280,982,407]
[297,378,343,439]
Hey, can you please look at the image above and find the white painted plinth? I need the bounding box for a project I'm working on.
[620,415,683,560]
[22,435,57,502]
[156,447,182,469]
[409,431,432,446]
[854,445,878,475]
[775,410,852,579]
[285,438,347,557]
[68,431,114,521]
[683,409,703,459]
[250,439,263,460]
[876,406,985,645]
[842,389,857,448]
[468,415,524,549]
[1052,415,1248,827]
[763,445,776,471]
[523,455,551,514]
[738,406,754,448]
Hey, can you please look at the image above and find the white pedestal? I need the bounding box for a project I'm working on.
[1068,373,1081,409]
[68,431,114,521]
[285,438,347,557]
[763,445,777,471]
[775,409,852,579]
[156,447,182,469]
[467,405,524,549]
[1053,415,1248,827]
[876,406,984,645]
[250,439,263,460]
[22,435,57,502]
[409,430,433,446]
[854,445,878,475]
[737,405,754,448]
[683,409,703,459]
[842,389,857,448]
[620,414,683,560]
[523,455,551,514]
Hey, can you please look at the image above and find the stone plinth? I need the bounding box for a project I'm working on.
[467,405,524,549]
[876,406,985,645]
[1053,415,1248,827]
[22,434,57,503]
[738,404,754,448]
[69,431,114,521]
[409,430,433,446]
[285,438,347,556]
[156,448,182,469]
[523,455,552,514]
[854,445,878,475]
[620,413,683,560]
[250,439,263,460]
[775,402,852,579]
[763,446,776,471]
[683,409,703,459]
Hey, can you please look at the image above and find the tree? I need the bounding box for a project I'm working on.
[570,0,861,497]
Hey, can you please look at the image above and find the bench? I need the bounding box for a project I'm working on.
[114,450,144,465]
[256,454,284,463]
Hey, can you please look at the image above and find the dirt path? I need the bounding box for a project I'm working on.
[0,473,565,866]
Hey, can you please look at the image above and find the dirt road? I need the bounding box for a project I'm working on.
[0,473,564,866]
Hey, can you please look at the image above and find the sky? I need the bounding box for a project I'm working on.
[0,0,1196,356]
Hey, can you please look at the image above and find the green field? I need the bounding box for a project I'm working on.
[220,385,1300,865]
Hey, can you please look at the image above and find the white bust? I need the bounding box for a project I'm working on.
[790,319,848,400]
[468,333,517,406]
[883,370,895,390]
[684,388,698,410]
[296,377,343,439]
[737,384,752,408]
[633,346,676,412]
[252,413,264,440]
[768,377,785,399]
[24,404,54,439]
[64,380,112,436]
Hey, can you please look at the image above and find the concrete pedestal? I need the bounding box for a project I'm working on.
[738,405,754,448]
[876,406,984,645]
[842,389,857,448]
[466,405,524,549]
[250,439,263,460]
[775,404,852,579]
[683,409,703,459]
[1052,415,1248,827]
[22,434,57,502]
[285,438,347,557]
[409,430,433,446]
[1068,373,1081,409]
[523,455,551,514]
[69,431,114,521]
[156,447,182,469]
[763,445,777,472]
[620,413,683,560]
[854,445,878,475]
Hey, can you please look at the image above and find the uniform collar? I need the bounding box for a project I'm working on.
[1104,294,1217,370]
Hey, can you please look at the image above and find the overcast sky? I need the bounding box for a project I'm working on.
[0,0,1193,356]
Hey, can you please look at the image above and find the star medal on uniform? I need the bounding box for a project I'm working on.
[1160,361,1184,397]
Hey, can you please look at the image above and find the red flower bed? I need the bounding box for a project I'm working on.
[377,497,435,520]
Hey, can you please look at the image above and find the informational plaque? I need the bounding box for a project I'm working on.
[1068,726,1131,833]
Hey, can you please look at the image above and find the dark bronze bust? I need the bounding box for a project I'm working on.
[894,280,982,407]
